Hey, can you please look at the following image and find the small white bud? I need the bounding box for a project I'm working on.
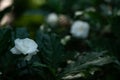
[46,13,58,26]
[67,60,75,64]
[39,24,45,31]
[70,20,90,38]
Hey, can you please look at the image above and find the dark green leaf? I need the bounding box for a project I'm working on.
[36,31,66,69]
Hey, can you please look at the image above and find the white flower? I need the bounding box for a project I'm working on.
[10,38,38,61]
[70,20,90,38]
[46,13,58,26]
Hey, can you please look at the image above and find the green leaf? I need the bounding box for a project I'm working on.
[36,31,66,69]
[47,0,63,13]
[62,51,116,78]
[0,28,11,55]
[32,62,47,68]
[13,27,29,39]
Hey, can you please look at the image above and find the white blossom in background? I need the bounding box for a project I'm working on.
[70,20,90,38]
[46,13,58,26]
[0,13,13,26]
[10,38,39,61]
[0,0,13,11]
[67,60,75,64]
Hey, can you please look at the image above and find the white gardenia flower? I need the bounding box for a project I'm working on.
[70,20,90,38]
[10,38,38,61]
[46,13,58,26]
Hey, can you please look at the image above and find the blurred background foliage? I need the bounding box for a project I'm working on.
[0,0,120,80]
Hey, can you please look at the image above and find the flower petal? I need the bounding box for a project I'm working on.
[10,47,21,54]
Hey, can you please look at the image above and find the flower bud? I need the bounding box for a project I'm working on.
[70,20,90,38]
[58,14,71,27]
[46,13,58,26]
